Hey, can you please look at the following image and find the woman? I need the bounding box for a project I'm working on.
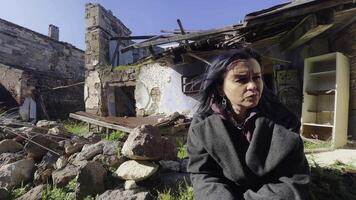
[187,47,310,200]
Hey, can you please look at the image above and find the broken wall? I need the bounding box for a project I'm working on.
[135,63,204,117]
[0,18,84,81]
[0,63,25,103]
[84,3,133,116]
[0,18,85,118]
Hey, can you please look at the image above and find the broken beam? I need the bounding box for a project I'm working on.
[69,113,133,133]
[280,14,333,50]
[121,25,245,53]
[110,36,157,40]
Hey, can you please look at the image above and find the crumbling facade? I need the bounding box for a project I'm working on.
[84,3,153,116]
[0,18,85,118]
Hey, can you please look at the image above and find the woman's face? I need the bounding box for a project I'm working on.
[222,58,263,111]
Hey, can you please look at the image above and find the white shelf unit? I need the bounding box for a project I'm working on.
[301,52,350,148]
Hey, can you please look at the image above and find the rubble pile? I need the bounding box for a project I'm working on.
[0,117,190,200]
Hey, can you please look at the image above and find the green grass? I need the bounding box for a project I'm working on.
[177,142,188,159]
[10,183,31,199]
[63,120,88,135]
[304,140,331,150]
[41,178,94,200]
[157,183,194,200]
[105,130,126,141]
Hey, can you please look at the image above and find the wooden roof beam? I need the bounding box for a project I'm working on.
[280,14,333,50]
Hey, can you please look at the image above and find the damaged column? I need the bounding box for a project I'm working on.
[84,3,132,116]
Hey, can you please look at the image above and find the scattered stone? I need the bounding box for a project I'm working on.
[33,153,58,185]
[36,120,57,128]
[76,161,107,199]
[0,128,17,140]
[93,154,124,168]
[24,135,59,159]
[114,160,159,181]
[56,156,68,170]
[124,180,138,190]
[0,159,35,189]
[122,125,177,161]
[0,187,9,200]
[102,141,120,156]
[96,188,151,200]
[0,139,23,153]
[52,164,79,187]
[159,160,180,172]
[0,152,25,168]
[48,127,60,135]
[73,141,104,161]
[64,141,84,155]
[16,184,47,200]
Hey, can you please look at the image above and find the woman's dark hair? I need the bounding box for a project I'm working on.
[197,47,262,115]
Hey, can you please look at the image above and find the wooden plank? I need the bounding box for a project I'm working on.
[69,113,133,133]
[120,24,245,53]
[246,0,354,26]
[280,14,333,49]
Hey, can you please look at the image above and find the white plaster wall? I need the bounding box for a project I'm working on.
[135,63,199,117]
[84,70,101,110]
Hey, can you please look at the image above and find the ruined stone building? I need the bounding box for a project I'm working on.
[0,18,85,118]
[83,0,356,146]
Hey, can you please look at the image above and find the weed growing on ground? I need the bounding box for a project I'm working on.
[177,142,188,159]
[63,120,88,135]
[105,130,126,141]
[303,140,331,150]
[157,183,193,200]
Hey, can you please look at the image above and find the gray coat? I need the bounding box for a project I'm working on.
[187,112,310,200]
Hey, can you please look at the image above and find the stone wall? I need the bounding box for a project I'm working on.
[84,3,133,116]
[0,18,84,81]
[0,63,25,104]
[0,18,85,118]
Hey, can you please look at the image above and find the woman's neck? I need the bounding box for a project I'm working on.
[230,105,247,122]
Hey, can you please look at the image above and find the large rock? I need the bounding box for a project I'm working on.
[96,189,151,200]
[0,139,23,153]
[52,164,79,187]
[16,184,47,200]
[24,135,59,159]
[93,141,125,168]
[76,161,107,199]
[121,125,177,161]
[0,159,35,189]
[73,141,105,161]
[0,152,25,168]
[114,160,158,181]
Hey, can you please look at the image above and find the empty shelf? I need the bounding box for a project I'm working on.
[309,70,336,76]
[306,89,335,95]
[303,123,333,128]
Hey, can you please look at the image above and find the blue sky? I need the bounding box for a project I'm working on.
[0,0,288,50]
